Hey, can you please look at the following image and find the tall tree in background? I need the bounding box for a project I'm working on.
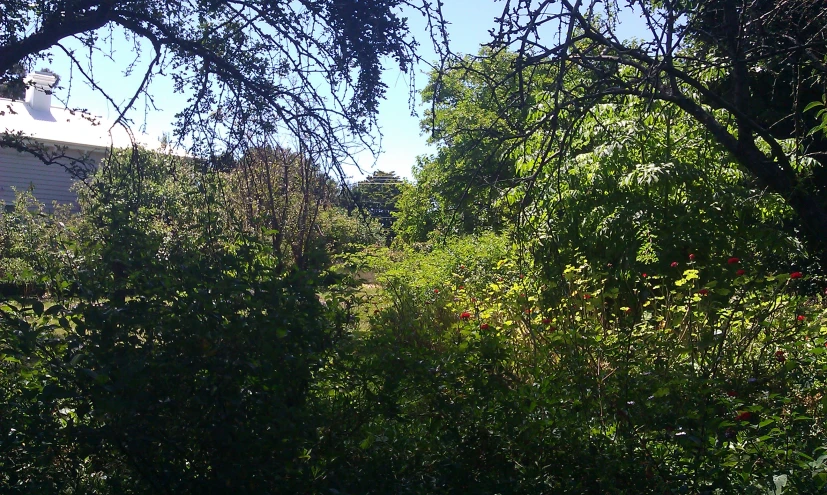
[348,170,403,229]
[406,50,532,239]
[468,0,827,265]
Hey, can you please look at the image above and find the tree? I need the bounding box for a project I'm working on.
[225,141,339,268]
[470,0,827,265]
[413,48,802,273]
[0,0,446,177]
[348,170,403,229]
[408,49,537,239]
[0,63,25,99]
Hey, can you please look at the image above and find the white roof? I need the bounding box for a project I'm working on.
[0,97,165,152]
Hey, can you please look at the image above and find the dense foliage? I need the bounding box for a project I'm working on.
[0,150,358,493]
[2,1,827,493]
[488,0,827,263]
[321,237,827,494]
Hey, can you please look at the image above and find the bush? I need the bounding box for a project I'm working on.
[316,247,827,494]
[0,191,79,297]
[0,150,349,493]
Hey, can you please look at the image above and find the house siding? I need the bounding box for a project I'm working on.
[0,147,100,208]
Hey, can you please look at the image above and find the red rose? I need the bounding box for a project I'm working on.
[434,289,439,294]
[642,273,647,278]
[735,411,751,422]
[670,261,678,268]
[775,350,786,363]
[790,271,803,279]
[584,294,592,299]
[480,323,490,330]
[460,311,471,320]
[728,257,740,264]
[797,315,806,322]
[689,253,696,260]
[736,269,746,276]
[698,289,709,296]
[542,318,551,325]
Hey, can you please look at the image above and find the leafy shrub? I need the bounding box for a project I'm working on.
[0,191,79,297]
[0,149,349,493]
[317,247,827,494]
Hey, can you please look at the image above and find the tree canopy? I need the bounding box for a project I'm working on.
[0,0,446,176]
[433,0,827,264]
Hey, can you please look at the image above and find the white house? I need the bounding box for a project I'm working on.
[0,70,163,208]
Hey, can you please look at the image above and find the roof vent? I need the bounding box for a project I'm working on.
[25,70,58,112]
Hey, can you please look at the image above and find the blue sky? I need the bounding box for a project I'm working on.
[47,1,648,181]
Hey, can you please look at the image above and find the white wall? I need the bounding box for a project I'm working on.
[0,147,100,209]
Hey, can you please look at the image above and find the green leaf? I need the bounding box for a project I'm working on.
[804,101,824,113]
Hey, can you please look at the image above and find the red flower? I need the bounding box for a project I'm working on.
[458,285,464,290]
[460,311,471,320]
[434,289,439,294]
[689,253,696,261]
[736,269,746,276]
[790,271,803,279]
[480,323,490,330]
[583,294,592,299]
[775,350,786,363]
[728,257,740,264]
[470,297,477,303]
[797,315,806,322]
[670,261,679,268]
[459,264,465,269]
[542,318,551,325]
[735,411,752,422]
[727,390,737,398]
[698,289,709,296]
[642,273,648,278]
[519,274,524,279]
